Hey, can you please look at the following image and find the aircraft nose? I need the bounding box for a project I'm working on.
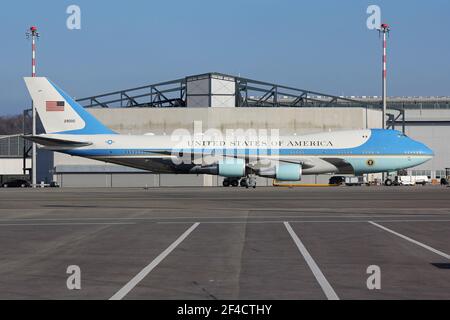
[411,138,434,157]
[421,143,434,157]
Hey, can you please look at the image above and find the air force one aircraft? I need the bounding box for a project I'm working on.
[24,77,433,188]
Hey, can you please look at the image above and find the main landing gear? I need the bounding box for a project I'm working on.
[223,177,257,188]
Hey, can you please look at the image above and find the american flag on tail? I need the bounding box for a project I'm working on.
[46,101,65,112]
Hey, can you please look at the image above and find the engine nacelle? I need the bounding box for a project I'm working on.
[190,158,246,178]
[258,163,302,181]
[218,158,246,177]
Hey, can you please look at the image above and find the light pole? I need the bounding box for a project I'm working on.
[378,23,390,184]
[26,26,39,187]
[379,23,390,129]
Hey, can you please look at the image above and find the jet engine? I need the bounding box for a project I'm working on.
[190,158,246,178]
[217,158,246,177]
[257,163,302,181]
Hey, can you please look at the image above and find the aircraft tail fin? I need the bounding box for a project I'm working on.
[23,77,116,135]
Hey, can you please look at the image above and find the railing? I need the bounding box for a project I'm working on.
[0,135,31,158]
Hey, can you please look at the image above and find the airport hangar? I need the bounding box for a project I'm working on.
[1,72,449,187]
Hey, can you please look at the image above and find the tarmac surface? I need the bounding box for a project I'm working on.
[0,186,449,300]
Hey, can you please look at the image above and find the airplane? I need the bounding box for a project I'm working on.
[23,77,434,188]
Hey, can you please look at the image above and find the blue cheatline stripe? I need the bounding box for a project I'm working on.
[48,80,117,135]
[64,148,429,157]
[63,129,433,157]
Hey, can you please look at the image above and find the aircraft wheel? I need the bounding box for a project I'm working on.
[384,179,393,186]
[222,179,230,187]
[231,179,239,187]
[247,177,257,189]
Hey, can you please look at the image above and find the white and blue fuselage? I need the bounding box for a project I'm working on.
[23,77,434,182]
[39,129,433,176]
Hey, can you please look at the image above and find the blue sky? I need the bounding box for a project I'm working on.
[1,0,449,115]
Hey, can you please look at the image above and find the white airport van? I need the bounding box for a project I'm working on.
[392,175,429,186]
[412,176,429,185]
[344,176,364,186]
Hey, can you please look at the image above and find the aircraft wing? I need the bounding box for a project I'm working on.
[142,149,357,174]
[321,157,354,174]
[143,150,316,169]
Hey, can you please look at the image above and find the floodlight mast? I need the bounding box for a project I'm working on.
[378,23,390,129]
[26,26,40,187]
[377,23,390,184]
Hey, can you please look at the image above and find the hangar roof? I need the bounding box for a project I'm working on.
[76,72,380,110]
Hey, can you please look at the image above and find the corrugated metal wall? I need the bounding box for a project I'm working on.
[55,173,277,188]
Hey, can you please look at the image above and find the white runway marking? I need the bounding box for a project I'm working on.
[0,222,135,226]
[0,214,447,222]
[1,207,449,213]
[158,219,450,225]
[369,221,450,259]
[284,222,339,300]
[110,222,200,300]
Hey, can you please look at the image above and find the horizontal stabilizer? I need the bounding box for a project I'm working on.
[22,135,92,149]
